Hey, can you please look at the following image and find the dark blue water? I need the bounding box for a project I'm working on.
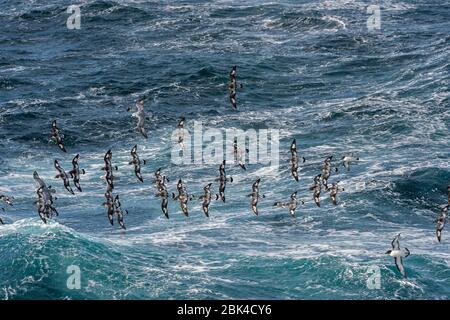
[0,0,449,299]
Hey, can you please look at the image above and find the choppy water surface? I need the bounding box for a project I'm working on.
[0,0,449,299]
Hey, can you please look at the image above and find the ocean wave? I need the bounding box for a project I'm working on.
[1,0,449,299]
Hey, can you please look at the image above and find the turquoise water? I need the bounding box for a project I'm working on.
[0,0,449,299]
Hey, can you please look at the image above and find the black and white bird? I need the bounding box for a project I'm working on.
[36,186,58,223]
[113,195,128,230]
[0,194,13,224]
[385,234,410,278]
[177,117,186,150]
[0,194,14,207]
[50,120,67,152]
[233,138,248,171]
[199,183,218,217]
[154,168,170,219]
[274,191,304,217]
[54,160,75,195]
[447,185,450,204]
[321,156,335,190]
[289,139,305,182]
[158,188,170,219]
[129,145,146,182]
[131,99,149,138]
[33,171,56,203]
[329,182,344,205]
[154,168,169,187]
[102,150,118,191]
[309,174,322,207]
[228,66,242,109]
[436,205,449,243]
[103,190,115,226]
[35,185,58,223]
[341,153,359,171]
[248,178,265,215]
[172,179,192,217]
[69,154,85,192]
[216,160,233,202]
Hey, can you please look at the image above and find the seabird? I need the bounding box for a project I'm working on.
[33,171,56,202]
[199,183,218,217]
[36,186,58,223]
[54,160,75,195]
[36,186,49,223]
[114,195,128,230]
[129,145,146,182]
[385,234,410,278]
[321,156,335,190]
[329,181,344,205]
[216,160,233,202]
[50,120,67,152]
[233,138,249,170]
[228,66,242,109]
[154,169,170,189]
[131,99,149,138]
[154,168,169,186]
[177,117,186,150]
[436,205,449,243]
[102,149,118,191]
[154,168,170,219]
[273,191,304,217]
[309,174,322,207]
[0,194,12,224]
[290,139,305,182]
[158,188,170,219]
[0,194,14,207]
[172,179,191,217]
[69,154,85,192]
[248,178,264,215]
[447,185,450,204]
[0,194,13,224]
[341,153,359,171]
[103,190,115,226]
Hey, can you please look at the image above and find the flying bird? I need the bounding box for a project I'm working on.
[385,234,410,278]
[50,120,67,152]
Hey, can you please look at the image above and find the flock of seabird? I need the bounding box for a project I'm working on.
[0,66,449,279]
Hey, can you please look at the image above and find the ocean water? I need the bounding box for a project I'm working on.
[0,0,449,300]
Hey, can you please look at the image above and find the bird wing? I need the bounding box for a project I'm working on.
[394,257,406,277]
[343,161,349,170]
[391,234,401,250]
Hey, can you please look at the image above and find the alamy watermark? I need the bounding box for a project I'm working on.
[366,265,381,289]
[67,5,81,30]
[367,5,381,31]
[66,265,81,290]
[171,121,280,171]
